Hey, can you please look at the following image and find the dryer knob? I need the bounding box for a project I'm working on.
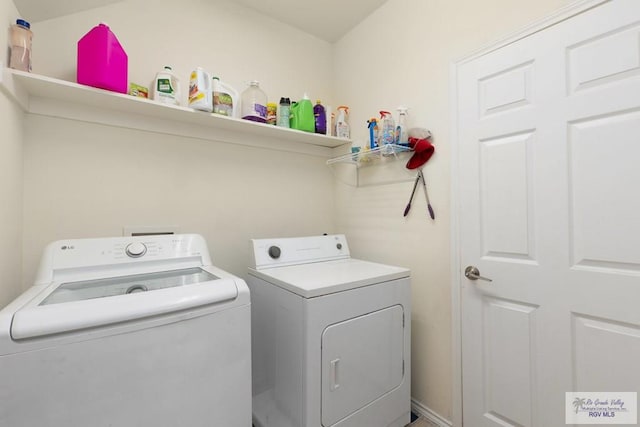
[268,246,281,259]
[125,242,147,258]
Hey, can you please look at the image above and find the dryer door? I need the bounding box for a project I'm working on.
[321,304,404,426]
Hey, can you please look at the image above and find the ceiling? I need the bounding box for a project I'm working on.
[13,0,388,43]
[13,0,125,25]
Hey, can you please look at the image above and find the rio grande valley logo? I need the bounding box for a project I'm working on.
[566,392,637,424]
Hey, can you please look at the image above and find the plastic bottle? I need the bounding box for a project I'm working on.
[188,67,213,112]
[277,97,291,128]
[367,117,378,149]
[396,106,409,145]
[290,93,315,132]
[153,66,181,105]
[330,111,336,136]
[324,105,332,135]
[379,111,395,146]
[314,100,326,134]
[241,81,268,123]
[77,23,128,93]
[336,106,350,139]
[9,19,32,72]
[212,77,239,118]
[266,103,277,125]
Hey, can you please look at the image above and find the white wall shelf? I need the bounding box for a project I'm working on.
[326,144,416,187]
[0,66,351,157]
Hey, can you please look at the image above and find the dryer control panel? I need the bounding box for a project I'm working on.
[250,234,350,269]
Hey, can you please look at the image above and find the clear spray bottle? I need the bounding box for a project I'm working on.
[379,111,395,146]
[336,106,350,139]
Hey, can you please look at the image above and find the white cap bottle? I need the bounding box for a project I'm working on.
[396,106,409,145]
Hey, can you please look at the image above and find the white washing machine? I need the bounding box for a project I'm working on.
[0,234,251,427]
[248,234,411,427]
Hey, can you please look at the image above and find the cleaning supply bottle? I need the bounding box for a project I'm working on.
[77,23,128,93]
[314,100,326,134]
[330,111,336,136]
[379,111,395,146]
[396,106,409,145]
[290,93,315,132]
[367,117,378,149]
[324,105,332,135]
[9,19,32,72]
[188,67,212,112]
[241,80,268,123]
[212,77,239,117]
[277,97,291,127]
[336,106,350,139]
[153,66,180,105]
[266,103,277,125]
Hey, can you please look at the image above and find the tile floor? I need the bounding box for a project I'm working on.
[409,417,439,427]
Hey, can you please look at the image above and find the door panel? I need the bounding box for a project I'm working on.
[456,1,640,426]
[480,132,535,260]
[483,297,538,427]
[573,315,640,390]
[321,305,404,427]
[479,61,534,117]
[569,110,640,270]
[566,23,640,94]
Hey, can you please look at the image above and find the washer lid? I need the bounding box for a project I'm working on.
[248,258,409,298]
[39,267,219,305]
[10,267,241,340]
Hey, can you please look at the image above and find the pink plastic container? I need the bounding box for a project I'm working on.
[77,23,128,94]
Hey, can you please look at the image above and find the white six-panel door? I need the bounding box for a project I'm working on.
[455,1,640,425]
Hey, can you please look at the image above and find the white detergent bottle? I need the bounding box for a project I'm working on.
[212,77,239,118]
[188,67,213,112]
[396,106,409,145]
[153,66,181,105]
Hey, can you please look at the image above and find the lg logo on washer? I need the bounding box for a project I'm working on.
[60,245,75,250]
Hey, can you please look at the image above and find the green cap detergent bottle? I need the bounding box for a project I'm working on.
[290,93,315,133]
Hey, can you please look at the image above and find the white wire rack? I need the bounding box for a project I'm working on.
[326,144,415,187]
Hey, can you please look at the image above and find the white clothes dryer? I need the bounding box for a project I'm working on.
[248,234,411,427]
[0,234,251,427]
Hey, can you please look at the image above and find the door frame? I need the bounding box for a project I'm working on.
[449,1,608,426]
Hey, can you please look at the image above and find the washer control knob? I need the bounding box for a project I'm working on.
[268,246,281,259]
[125,242,147,258]
[336,243,343,250]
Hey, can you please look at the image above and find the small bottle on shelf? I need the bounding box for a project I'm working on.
[277,97,291,127]
[9,19,32,72]
[314,100,326,134]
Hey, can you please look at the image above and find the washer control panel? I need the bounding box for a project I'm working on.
[37,234,212,283]
[251,234,350,269]
[125,242,147,258]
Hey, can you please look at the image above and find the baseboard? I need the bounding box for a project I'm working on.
[411,399,453,427]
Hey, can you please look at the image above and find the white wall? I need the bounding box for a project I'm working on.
[333,0,574,421]
[22,116,335,284]
[0,0,24,308]
[5,0,581,422]
[31,0,334,107]
[19,0,337,286]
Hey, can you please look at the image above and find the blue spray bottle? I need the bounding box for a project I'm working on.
[367,118,378,149]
